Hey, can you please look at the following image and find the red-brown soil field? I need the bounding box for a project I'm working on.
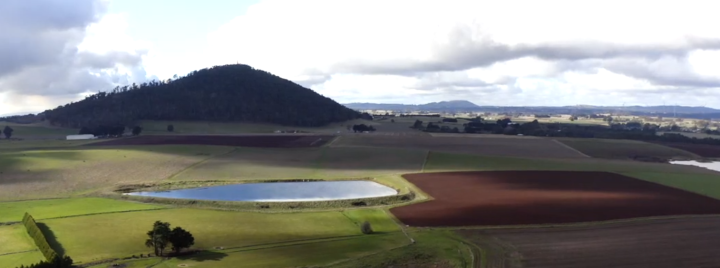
[86,135,334,148]
[657,142,720,157]
[391,171,720,226]
[459,217,720,268]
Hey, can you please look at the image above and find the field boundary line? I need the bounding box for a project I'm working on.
[382,209,415,244]
[421,150,431,172]
[551,139,591,158]
[165,147,238,180]
[0,208,171,225]
[0,249,39,257]
[325,135,341,147]
[421,213,720,231]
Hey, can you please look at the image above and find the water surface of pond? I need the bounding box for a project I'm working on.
[670,160,720,172]
[125,181,398,202]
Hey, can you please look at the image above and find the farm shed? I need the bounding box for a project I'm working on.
[66,134,97,140]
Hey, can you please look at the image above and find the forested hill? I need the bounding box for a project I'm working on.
[44,64,360,127]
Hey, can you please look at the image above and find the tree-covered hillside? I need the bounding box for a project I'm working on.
[44,64,359,127]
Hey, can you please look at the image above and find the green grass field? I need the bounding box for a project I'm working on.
[0,198,165,223]
[0,225,37,254]
[87,233,409,268]
[173,146,427,181]
[41,208,400,264]
[0,251,45,268]
[0,225,45,268]
[0,145,234,200]
[625,172,720,199]
[558,138,699,160]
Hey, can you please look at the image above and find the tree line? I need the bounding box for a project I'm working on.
[19,213,73,268]
[43,64,360,129]
[411,117,720,146]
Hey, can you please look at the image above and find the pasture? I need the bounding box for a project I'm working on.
[332,135,586,158]
[458,216,720,268]
[0,225,44,268]
[657,142,720,158]
[0,145,233,200]
[173,146,427,182]
[0,198,164,223]
[557,138,699,160]
[40,207,402,264]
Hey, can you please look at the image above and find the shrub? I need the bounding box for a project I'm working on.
[360,221,373,234]
[167,124,174,132]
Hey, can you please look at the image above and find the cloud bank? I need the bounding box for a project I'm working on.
[202,0,720,107]
[0,0,150,115]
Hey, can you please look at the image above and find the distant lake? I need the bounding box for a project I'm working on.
[125,181,398,202]
[670,161,720,173]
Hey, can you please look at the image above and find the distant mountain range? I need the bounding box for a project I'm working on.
[343,101,720,119]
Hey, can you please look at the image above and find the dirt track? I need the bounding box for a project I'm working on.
[86,135,334,148]
[459,217,720,268]
[390,171,720,227]
[657,142,720,157]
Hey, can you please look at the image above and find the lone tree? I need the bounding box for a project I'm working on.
[3,126,13,139]
[412,120,423,129]
[360,221,373,234]
[167,124,174,132]
[145,221,171,256]
[132,126,143,136]
[169,226,195,254]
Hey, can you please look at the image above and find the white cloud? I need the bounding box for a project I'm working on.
[195,0,720,107]
[0,1,152,115]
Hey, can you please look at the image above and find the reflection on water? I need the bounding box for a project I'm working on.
[125,181,398,202]
[670,160,720,172]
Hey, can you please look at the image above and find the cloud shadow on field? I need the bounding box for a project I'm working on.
[36,223,66,257]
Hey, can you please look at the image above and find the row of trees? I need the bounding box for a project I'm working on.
[352,124,376,133]
[459,119,720,145]
[20,213,73,268]
[43,64,360,128]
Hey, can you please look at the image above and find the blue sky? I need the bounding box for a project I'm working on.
[1,0,720,116]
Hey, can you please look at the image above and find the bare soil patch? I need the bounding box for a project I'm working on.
[390,171,720,227]
[333,135,585,158]
[656,142,720,158]
[87,135,334,148]
[459,217,720,268]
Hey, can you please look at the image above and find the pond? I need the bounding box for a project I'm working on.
[670,160,720,173]
[125,180,398,202]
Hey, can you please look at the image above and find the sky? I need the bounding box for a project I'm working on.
[1,0,720,116]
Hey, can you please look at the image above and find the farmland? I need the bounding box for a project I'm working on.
[458,216,720,268]
[657,142,720,158]
[332,134,586,158]
[557,138,700,160]
[390,171,720,227]
[3,120,720,267]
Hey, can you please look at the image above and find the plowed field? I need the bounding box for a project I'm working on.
[458,217,720,268]
[391,171,720,226]
[657,142,720,158]
[86,135,334,148]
